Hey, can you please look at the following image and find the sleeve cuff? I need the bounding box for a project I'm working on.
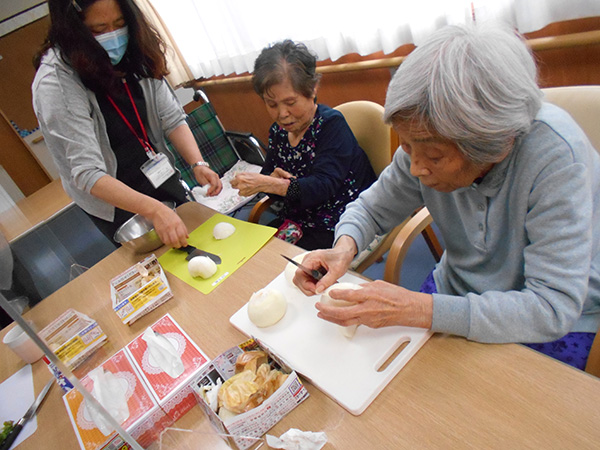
[286,177,301,202]
[431,293,471,337]
[334,223,367,253]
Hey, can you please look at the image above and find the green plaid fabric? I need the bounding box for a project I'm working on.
[167,103,239,187]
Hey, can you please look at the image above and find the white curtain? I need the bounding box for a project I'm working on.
[148,0,600,83]
[134,0,194,87]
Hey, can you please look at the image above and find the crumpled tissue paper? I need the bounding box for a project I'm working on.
[266,428,327,450]
[202,378,222,412]
[86,367,130,436]
[142,327,184,378]
[192,185,209,200]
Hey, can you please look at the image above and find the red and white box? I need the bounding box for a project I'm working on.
[63,349,173,450]
[124,313,210,421]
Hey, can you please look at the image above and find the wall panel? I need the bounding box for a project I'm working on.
[200,17,600,145]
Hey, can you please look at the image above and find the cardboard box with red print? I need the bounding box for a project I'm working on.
[124,313,210,421]
[63,349,173,450]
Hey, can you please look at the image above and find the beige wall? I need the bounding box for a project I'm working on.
[199,17,600,146]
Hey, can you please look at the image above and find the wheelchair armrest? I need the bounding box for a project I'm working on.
[192,89,209,103]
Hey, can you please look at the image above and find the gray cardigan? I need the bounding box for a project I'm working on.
[336,103,600,343]
[32,49,187,221]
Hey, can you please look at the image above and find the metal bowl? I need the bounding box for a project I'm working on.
[113,201,176,253]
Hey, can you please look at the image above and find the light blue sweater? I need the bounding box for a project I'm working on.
[336,103,600,343]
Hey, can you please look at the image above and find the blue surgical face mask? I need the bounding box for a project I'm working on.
[95,26,129,65]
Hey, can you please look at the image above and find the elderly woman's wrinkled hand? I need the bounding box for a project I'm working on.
[293,246,355,295]
[315,280,434,330]
[231,172,265,196]
[271,167,294,179]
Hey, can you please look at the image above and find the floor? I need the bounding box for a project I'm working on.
[8,205,116,302]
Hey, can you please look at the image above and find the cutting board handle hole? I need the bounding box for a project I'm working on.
[376,339,411,372]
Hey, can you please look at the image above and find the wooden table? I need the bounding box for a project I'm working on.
[2,202,600,449]
[0,179,73,243]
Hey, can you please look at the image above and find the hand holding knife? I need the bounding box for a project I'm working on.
[281,254,327,281]
[0,379,53,450]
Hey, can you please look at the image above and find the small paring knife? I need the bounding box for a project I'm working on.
[281,254,326,281]
[180,245,222,264]
[0,379,54,450]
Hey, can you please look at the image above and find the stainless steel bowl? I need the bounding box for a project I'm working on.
[113,201,176,253]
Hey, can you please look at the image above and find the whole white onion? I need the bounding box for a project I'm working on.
[247,288,287,327]
[284,252,309,288]
[321,282,363,338]
[188,256,218,279]
[213,222,236,240]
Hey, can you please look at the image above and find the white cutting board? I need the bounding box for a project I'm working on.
[230,271,432,415]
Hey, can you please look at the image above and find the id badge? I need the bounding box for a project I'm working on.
[141,153,175,188]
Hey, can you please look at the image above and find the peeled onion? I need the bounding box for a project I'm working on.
[321,282,363,338]
[284,252,309,288]
[213,222,236,240]
[188,256,218,279]
[247,289,287,327]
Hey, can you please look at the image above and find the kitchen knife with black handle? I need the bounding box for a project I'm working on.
[180,245,222,264]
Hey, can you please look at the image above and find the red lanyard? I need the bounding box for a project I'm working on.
[107,79,155,157]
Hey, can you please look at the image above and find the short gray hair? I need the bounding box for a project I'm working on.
[383,23,543,165]
[252,40,321,100]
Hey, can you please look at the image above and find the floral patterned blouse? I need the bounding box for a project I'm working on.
[261,104,376,231]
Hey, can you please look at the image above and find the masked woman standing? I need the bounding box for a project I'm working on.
[32,0,222,247]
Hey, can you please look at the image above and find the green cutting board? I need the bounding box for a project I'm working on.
[158,214,276,294]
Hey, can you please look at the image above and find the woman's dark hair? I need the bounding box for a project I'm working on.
[33,0,169,93]
[252,40,321,100]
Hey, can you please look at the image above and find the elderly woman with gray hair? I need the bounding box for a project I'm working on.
[294,23,600,370]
